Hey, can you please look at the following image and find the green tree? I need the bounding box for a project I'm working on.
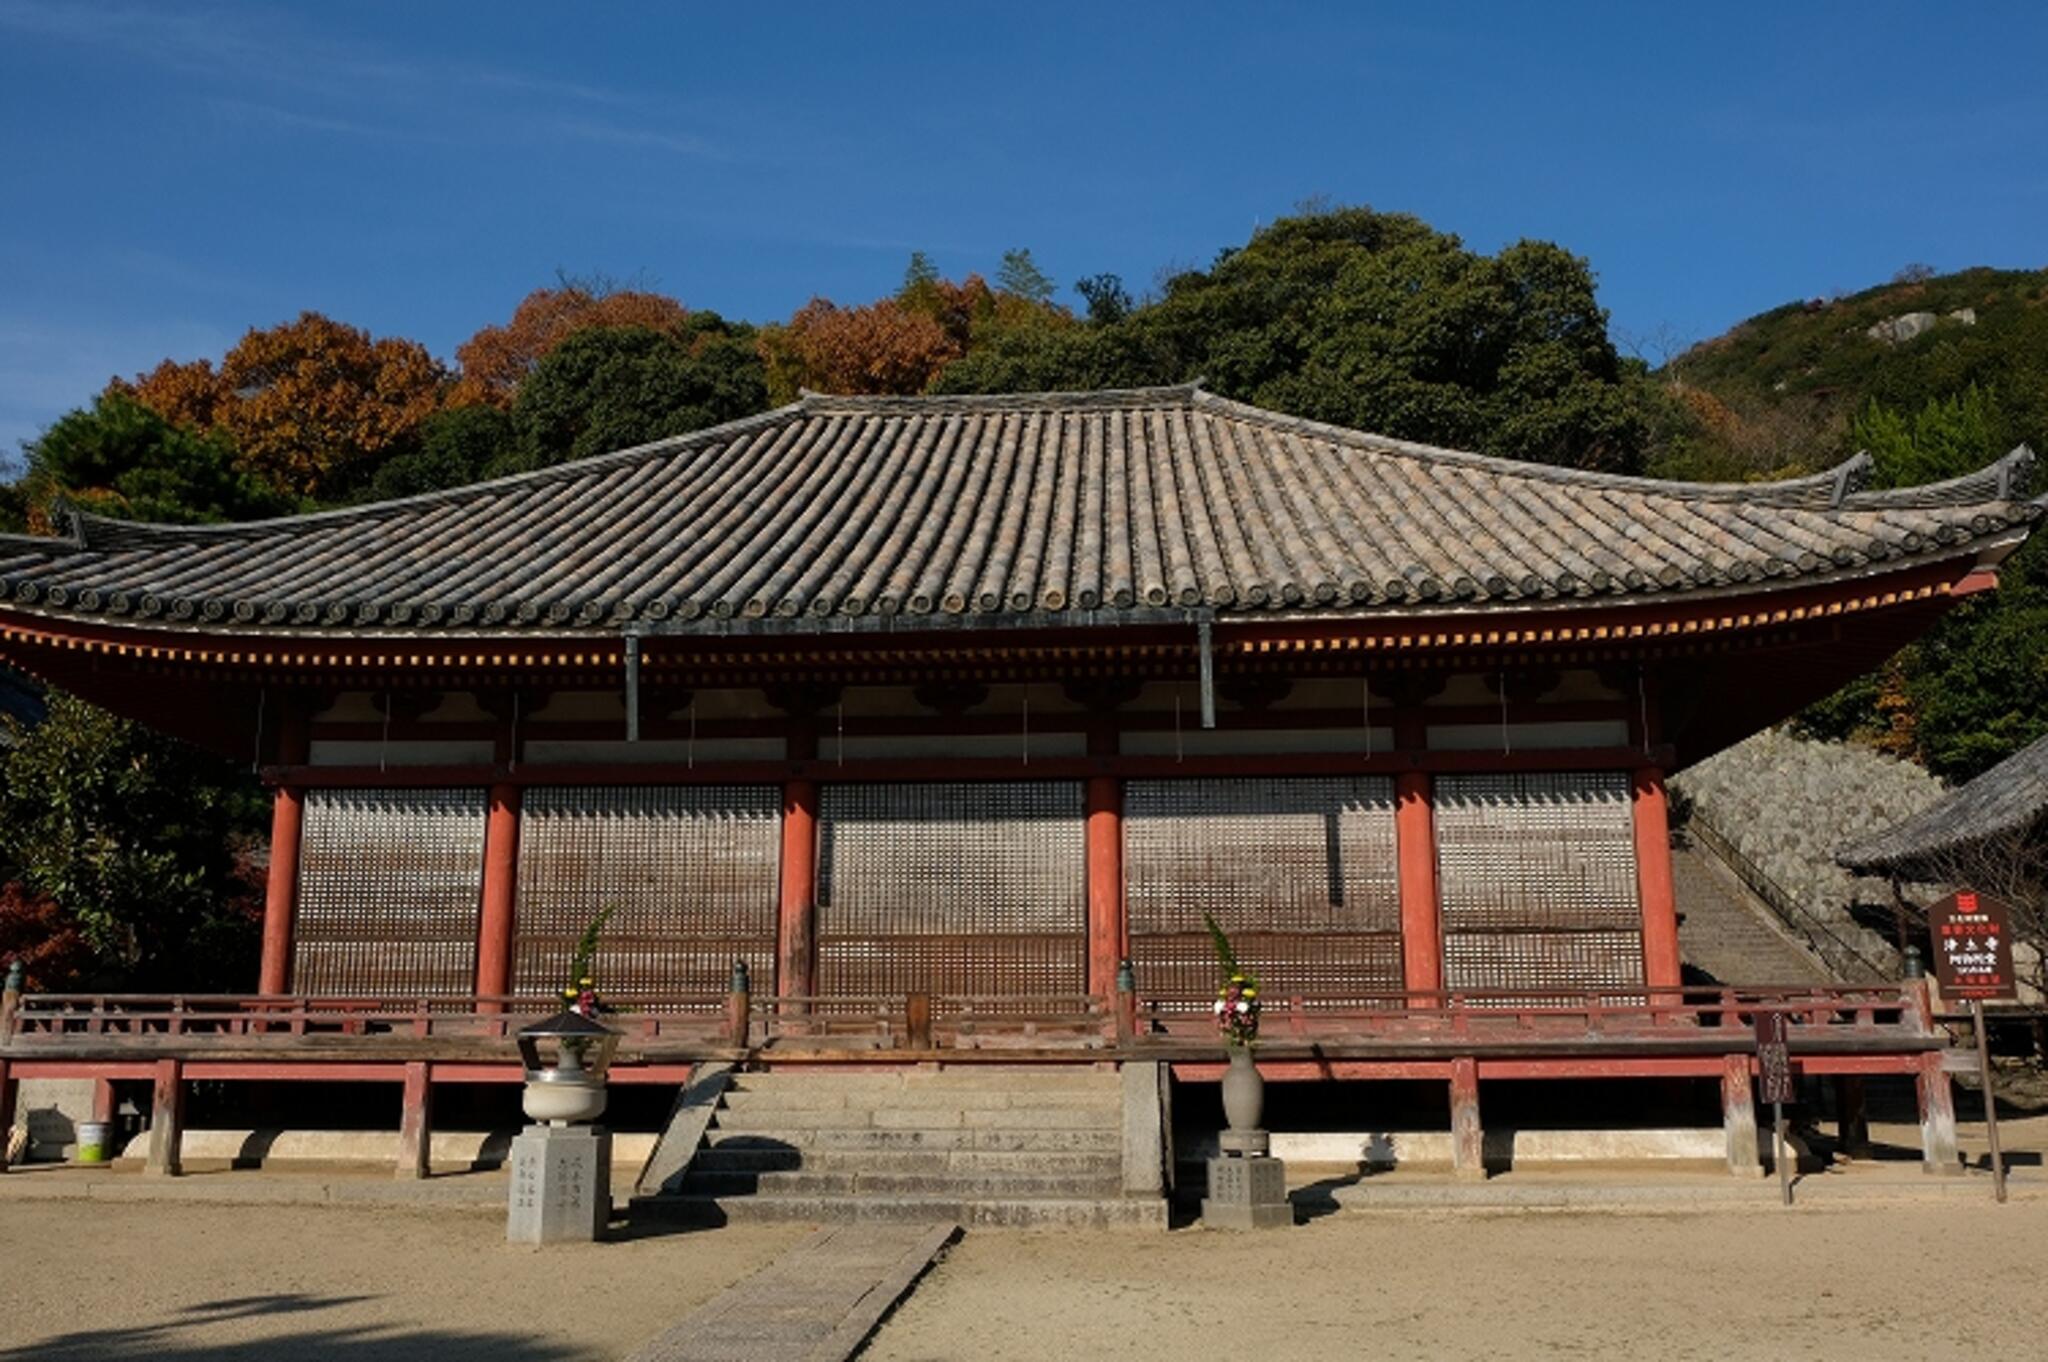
[997,248,1057,305]
[24,392,292,529]
[506,319,769,473]
[365,404,514,501]
[0,692,264,989]
[1074,273,1132,326]
[1850,384,2002,489]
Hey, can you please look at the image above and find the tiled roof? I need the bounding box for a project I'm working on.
[0,385,2037,635]
[1837,733,2048,879]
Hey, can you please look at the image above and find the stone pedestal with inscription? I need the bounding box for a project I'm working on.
[507,1124,612,1244]
[1201,1129,1291,1230]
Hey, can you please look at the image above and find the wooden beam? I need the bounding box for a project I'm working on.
[473,783,522,1008]
[145,1057,183,1176]
[1632,765,1683,990]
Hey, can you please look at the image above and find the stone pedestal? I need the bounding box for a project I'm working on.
[1201,1151,1291,1230]
[508,1124,612,1244]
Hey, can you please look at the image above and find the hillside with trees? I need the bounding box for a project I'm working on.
[0,207,2040,988]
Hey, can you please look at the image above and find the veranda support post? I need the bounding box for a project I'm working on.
[1631,766,1683,994]
[0,1059,16,1172]
[1721,1052,1763,1176]
[397,1061,432,1180]
[1449,1057,1483,1179]
[145,1058,184,1177]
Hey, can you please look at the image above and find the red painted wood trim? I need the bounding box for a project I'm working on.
[1393,706,1443,999]
[257,705,308,995]
[1086,775,1123,998]
[473,783,522,1007]
[0,1059,14,1171]
[1632,766,1683,990]
[266,744,1673,790]
[396,1060,431,1178]
[777,725,820,999]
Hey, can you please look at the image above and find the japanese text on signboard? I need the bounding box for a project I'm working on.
[1928,890,2017,1002]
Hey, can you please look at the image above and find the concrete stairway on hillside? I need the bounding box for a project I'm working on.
[1673,841,1836,986]
[633,1067,1167,1230]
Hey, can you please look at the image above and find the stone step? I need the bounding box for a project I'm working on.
[682,1168,1124,1198]
[718,1086,1119,1112]
[702,1126,1122,1153]
[692,1146,1121,1175]
[634,1193,1168,1231]
[710,1106,1117,1133]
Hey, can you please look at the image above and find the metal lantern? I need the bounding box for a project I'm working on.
[516,1009,620,1126]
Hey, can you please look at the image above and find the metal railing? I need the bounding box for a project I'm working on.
[1685,813,1897,985]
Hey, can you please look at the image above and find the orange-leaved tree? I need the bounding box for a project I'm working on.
[452,284,691,408]
[758,297,961,402]
[215,313,447,499]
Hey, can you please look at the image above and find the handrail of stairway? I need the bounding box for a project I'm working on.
[1684,813,1897,985]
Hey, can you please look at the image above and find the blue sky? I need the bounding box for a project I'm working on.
[2,2,2043,454]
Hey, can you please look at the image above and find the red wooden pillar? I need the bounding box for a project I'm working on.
[1916,1049,1962,1174]
[1393,708,1442,1001]
[778,726,820,1000]
[1631,766,1683,993]
[1449,1055,1483,1179]
[396,1061,431,1179]
[0,1059,16,1172]
[145,1057,183,1177]
[257,703,309,996]
[1085,716,1124,1000]
[473,784,522,1009]
[1721,1052,1762,1176]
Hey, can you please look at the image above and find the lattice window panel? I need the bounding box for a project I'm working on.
[1125,777,1403,1001]
[816,782,1085,995]
[1434,772,1644,994]
[513,785,779,1002]
[293,788,486,996]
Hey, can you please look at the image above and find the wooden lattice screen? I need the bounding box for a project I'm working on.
[1125,777,1404,1002]
[293,788,487,996]
[815,781,1086,997]
[513,785,780,1002]
[1433,772,1645,995]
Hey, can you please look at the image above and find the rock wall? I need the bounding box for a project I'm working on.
[1672,730,1947,967]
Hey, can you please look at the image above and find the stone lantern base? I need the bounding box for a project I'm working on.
[508,1124,612,1244]
[1202,1131,1291,1230]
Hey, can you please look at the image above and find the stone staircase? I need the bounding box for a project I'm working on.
[1674,841,1837,986]
[633,1066,1166,1230]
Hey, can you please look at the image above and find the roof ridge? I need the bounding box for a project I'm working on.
[1189,390,1890,508]
[67,399,815,546]
[797,382,1203,414]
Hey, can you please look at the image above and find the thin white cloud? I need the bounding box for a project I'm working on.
[0,315,235,456]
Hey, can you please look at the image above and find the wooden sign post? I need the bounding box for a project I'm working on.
[1927,890,2018,1203]
[1754,1010,1794,1205]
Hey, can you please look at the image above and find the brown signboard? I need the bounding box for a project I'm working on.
[1928,890,2019,1002]
[1753,1010,1795,1105]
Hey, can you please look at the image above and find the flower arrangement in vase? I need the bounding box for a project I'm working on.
[1204,911,1260,1048]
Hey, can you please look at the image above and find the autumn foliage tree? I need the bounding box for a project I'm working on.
[451,283,693,408]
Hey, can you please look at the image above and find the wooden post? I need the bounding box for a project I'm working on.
[145,1058,184,1177]
[92,1077,116,1125]
[778,725,819,1003]
[1916,1049,1961,1175]
[473,783,522,1010]
[1631,766,1683,994]
[1722,1052,1762,1176]
[1394,707,1442,1003]
[1449,1056,1483,1179]
[396,1061,432,1180]
[0,1058,16,1172]
[258,704,308,996]
[906,992,933,1050]
[1833,1075,1870,1157]
[1086,774,1124,1000]
[726,960,752,1048]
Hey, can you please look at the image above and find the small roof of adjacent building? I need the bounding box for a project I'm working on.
[1837,732,2048,880]
[0,384,2036,636]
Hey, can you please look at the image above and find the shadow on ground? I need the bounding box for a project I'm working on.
[0,1293,587,1362]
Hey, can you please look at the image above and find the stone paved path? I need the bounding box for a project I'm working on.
[624,1221,958,1362]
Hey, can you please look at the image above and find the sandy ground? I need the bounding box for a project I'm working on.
[865,1199,2048,1362]
[0,1202,804,1362]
